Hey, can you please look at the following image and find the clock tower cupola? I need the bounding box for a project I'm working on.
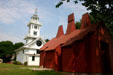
[24,8,42,43]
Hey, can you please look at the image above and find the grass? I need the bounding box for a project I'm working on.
[0,63,59,75]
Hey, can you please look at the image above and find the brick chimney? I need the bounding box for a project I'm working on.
[66,13,76,34]
[80,13,91,29]
[56,25,64,37]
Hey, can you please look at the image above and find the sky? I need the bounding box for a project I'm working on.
[0,0,89,43]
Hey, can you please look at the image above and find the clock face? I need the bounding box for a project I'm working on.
[36,40,42,46]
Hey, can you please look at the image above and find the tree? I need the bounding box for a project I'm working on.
[56,0,113,42]
[76,21,81,29]
[14,42,24,49]
[0,41,14,62]
[56,0,113,24]
[0,41,24,63]
[45,39,50,42]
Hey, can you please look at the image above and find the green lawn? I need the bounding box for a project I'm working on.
[0,63,59,75]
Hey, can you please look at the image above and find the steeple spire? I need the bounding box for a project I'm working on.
[35,8,38,15]
[30,8,39,21]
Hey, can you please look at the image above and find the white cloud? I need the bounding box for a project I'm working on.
[0,0,56,25]
[62,1,90,21]
[0,31,24,43]
[0,0,36,24]
[0,0,57,42]
[0,0,90,42]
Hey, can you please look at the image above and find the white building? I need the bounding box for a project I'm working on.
[15,9,46,66]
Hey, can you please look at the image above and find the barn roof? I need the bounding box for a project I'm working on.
[40,25,65,51]
[63,24,97,46]
[40,13,98,51]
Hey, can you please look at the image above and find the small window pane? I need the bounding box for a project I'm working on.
[32,56,35,61]
[34,31,37,35]
[37,50,40,54]
[34,26,37,29]
[23,50,24,54]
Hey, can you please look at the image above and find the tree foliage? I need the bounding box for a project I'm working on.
[75,21,81,29]
[0,41,14,62]
[14,42,24,49]
[0,41,24,63]
[56,0,113,41]
[56,0,113,23]
[45,39,50,42]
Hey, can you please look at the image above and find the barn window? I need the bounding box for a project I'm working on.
[32,56,35,61]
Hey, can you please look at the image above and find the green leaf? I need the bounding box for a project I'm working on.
[56,2,63,8]
[67,0,70,2]
[74,1,78,4]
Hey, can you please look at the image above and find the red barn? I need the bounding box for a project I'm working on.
[40,25,65,69]
[40,13,113,73]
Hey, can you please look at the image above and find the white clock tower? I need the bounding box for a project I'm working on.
[25,9,42,43]
[16,9,46,66]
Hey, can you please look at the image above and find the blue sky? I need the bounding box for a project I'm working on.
[0,0,89,43]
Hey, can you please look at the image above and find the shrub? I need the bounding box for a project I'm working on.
[13,61,22,65]
[13,61,17,64]
[24,62,27,66]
